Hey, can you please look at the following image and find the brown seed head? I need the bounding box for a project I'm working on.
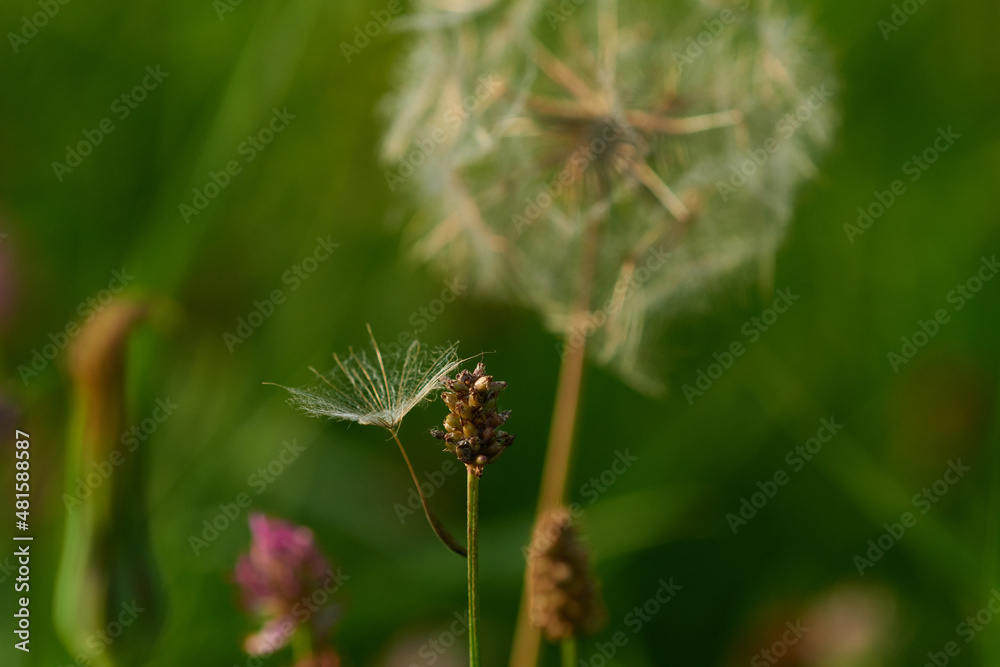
[528,507,606,641]
[431,362,514,477]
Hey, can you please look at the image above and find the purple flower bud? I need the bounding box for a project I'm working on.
[234,514,339,656]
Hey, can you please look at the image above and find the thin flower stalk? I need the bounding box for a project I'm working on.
[434,362,515,664]
[561,639,577,667]
[467,468,481,667]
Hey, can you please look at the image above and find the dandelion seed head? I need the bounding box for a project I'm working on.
[382,0,837,393]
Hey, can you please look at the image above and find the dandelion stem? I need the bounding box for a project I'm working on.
[561,637,577,667]
[467,466,481,667]
[540,325,589,510]
[541,203,603,511]
[510,206,604,667]
[391,432,467,558]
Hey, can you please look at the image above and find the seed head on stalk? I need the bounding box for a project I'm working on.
[432,362,515,477]
[430,360,516,665]
[527,507,606,641]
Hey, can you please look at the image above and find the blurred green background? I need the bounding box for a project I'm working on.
[2,0,999,665]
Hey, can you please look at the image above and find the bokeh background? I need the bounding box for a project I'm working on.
[2,0,999,665]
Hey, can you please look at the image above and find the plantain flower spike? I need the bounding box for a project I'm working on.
[527,507,606,641]
[432,362,514,477]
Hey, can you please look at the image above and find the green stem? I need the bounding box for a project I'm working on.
[392,433,467,557]
[981,365,1000,664]
[468,466,481,667]
[561,637,577,667]
[291,624,313,664]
